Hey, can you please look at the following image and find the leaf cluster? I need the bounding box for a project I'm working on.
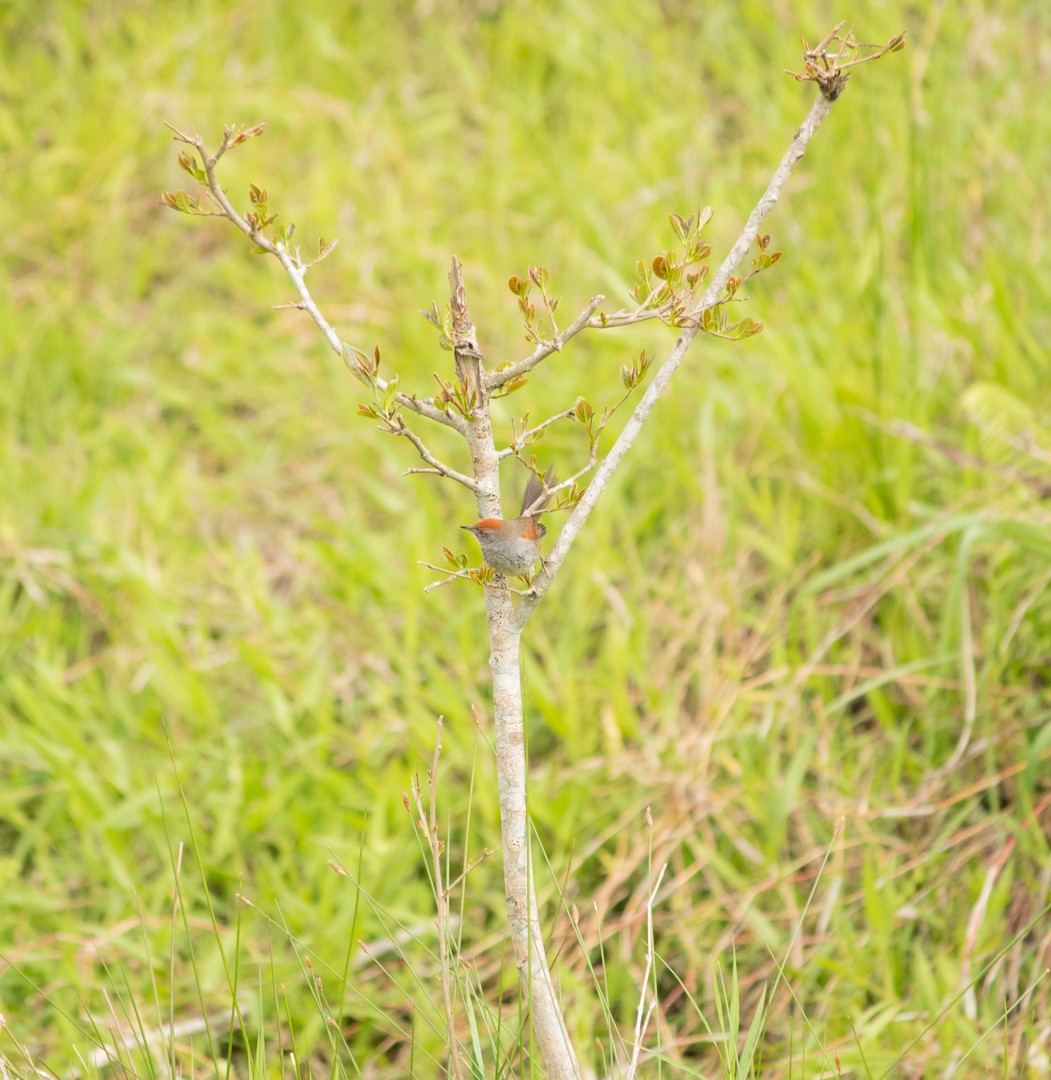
[629,206,715,326]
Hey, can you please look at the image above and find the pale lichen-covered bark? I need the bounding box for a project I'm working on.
[488,593,580,1078]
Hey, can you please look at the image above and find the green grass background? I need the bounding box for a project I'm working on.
[2,0,1050,1075]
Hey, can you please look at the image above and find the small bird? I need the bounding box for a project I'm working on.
[461,467,555,576]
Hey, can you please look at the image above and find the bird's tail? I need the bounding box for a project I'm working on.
[520,465,556,516]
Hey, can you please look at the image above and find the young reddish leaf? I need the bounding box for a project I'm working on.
[494,375,528,397]
[730,317,763,339]
[176,152,204,182]
[669,212,688,240]
[161,190,201,214]
[232,122,267,145]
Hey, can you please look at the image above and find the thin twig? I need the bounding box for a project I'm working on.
[444,848,495,895]
[508,376,646,507]
[540,285,561,340]
[586,301,676,330]
[395,418,479,491]
[498,408,578,460]
[418,563,478,592]
[488,296,605,389]
[508,443,598,520]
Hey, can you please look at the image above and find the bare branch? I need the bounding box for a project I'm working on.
[498,408,578,460]
[271,242,466,433]
[539,283,560,339]
[395,418,479,491]
[586,294,677,330]
[488,296,605,390]
[304,237,339,270]
[443,847,494,895]
[506,440,596,514]
[517,93,837,626]
[587,308,671,330]
[166,125,467,434]
[419,565,477,592]
[166,125,275,248]
[546,454,597,502]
